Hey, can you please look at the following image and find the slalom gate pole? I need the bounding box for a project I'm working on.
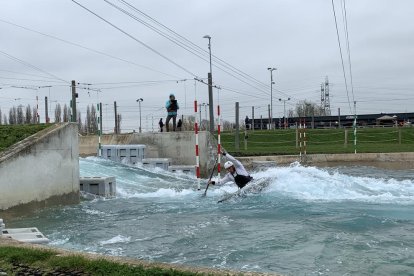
[303,119,307,156]
[217,104,221,179]
[194,100,200,190]
[299,119,303,160]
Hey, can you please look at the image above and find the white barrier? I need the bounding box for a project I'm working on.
[168,165,196,175]
[101,145,146,164]
[80,176,116,197]
[142,158,171,170]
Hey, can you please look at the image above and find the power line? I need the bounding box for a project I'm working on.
[341,0,355,105]
[116,0,279,94]
[0,50,67,83]
[71,0,197,78]
[331,0,352,113]
[0,18,183,80]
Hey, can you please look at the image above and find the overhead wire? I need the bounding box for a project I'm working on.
[71,0,197,77]
[104,0,275,98]
[116,0,280,94]
[341,0,355,104]
[331,0,352,113]
[0,50,68,83]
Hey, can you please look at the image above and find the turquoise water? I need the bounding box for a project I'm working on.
[8,158,414,275]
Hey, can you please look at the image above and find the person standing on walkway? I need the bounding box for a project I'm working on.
[165,93,179,132]
[159,118,164,132]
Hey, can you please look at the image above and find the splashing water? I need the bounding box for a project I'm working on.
[8,157,414,275]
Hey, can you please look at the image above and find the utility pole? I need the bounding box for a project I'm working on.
[114,101,118,134]
[203,35,215,133]
[45,96,49,123]
[268,104,271,130]
[235,102,240,151]
[267,67,276,129]
[251,106,255,132]
[71,80,78,122]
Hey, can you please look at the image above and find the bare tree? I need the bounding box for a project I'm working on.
[2,114,7,125]
[25,105,32,124]
[17,105,25,124]
[32,106,38,124]
[9,107,17,125]
[295,100,324,117]
[0,108,2,125]
[117,114,122,133]
[63,104,69,122]
[90,104,98,134]
[77,111,83,134]
[55,104,62,123]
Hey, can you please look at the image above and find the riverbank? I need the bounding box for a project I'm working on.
[0,237,280,276]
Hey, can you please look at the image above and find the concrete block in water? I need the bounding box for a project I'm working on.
[2,231,49,244]
[168,165,196,175]
[101,145,146,164]
[80,176,116,197]
[142,158,171,170]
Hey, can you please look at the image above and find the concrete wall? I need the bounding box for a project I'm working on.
[0,123,79,211]
[79,131,217,177]
[239,152,414,169]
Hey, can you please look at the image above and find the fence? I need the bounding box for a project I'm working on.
[220,127,414,155]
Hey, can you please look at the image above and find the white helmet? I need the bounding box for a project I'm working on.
[224,161,234,169]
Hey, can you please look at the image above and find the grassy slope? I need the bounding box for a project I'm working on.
[0,124,51,152]
[220,128,414,156]
[0,246,200,275]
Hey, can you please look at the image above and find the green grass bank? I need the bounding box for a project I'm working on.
[0,240,276,276]
[0,124,51,152]
[220,127,414,156]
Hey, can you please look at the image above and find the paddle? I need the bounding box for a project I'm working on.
[202,156,218,197]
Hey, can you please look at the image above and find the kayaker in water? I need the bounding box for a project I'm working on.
[208,152,253,189]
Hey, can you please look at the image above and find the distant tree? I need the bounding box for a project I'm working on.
[9,107,17,125]
[85,105,91,134]
[77,111,83,134]
[32,106,38,124]
[2,114,7,125]
[63,104,69,122]
[17,105,25,124]
[295,100,324,117]
[222,120,233,131]
[0,108,2,125]
[54,104,62,123]
[90,104,98,134]
[25,105,32,124]
[117,114,122,133]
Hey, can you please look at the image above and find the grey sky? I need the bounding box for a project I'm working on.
[1,0,413,132]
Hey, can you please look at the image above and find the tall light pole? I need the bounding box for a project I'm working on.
[203,35,214,133]
[136,98,143,133]
[279,97,290,129]
[267,67,276,129]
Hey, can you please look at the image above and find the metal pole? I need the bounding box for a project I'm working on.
[139,100,142,133]
[252,106,255,132]
[45,96,49,123]
[235,102,240,151]
[71,80,77,122]
[114,101,118,134]
[204,35,214,133]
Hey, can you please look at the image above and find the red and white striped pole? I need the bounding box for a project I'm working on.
[217,104,221,179]
[299,119,303,159]
[194,100,201,190]
[303,119,307,156]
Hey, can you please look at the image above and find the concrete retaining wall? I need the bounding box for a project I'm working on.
[0,123,79,211]
[79,131,216,177]
[239,152,414,169]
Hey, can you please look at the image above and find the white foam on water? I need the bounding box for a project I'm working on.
[255,162,414,203]
[99,235,131,245]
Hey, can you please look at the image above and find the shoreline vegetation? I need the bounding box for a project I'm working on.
[0,238,278,276]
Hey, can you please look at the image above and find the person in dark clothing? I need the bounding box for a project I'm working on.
[159,118,164,132]
[165,93,179,132]
[208,152,253,189]
[177,119,182,131]
[245,115,250,130]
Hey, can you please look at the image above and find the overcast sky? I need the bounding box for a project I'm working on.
[1,0,413,132]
